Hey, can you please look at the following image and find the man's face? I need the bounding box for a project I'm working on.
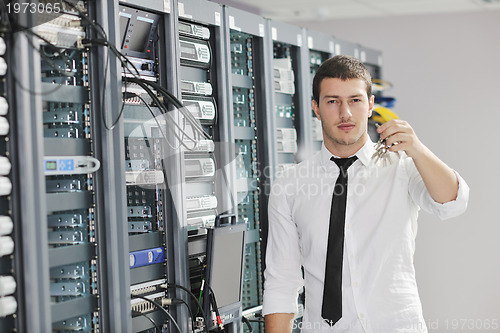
[312,78,374,153]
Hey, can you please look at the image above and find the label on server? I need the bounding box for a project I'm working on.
[181,80,213,96]
[184,157,216,179]
[273,67,294,81]
[188,139,215,153]
[179,21,210,40]
[276,140,298,154]
[186,214,216,228]
[184,99,216,124]
[185,195,218,212]
[276,128,297,141]
[180,39,210,64]
[274,80,295,95]
[125,170,165,185]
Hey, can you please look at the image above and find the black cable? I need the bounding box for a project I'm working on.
[137,79,211,140]
[242,316,253,333]
[207,284,224,332]
[173,298,196,333]
[6,21,71,95]
[131,295,182,333]
[168,284,209,333]
[131,310,161,331]
[60,0,146,131]
[133,81,191,149]
[125,78,204,149]
[136,94,169,139]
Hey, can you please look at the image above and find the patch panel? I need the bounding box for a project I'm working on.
[34,14,85,48]
[131,292,166,314]
[130,278,166,296]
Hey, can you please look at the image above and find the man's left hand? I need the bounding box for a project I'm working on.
[376,119,425,159]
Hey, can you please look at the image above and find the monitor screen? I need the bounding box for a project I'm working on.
[129,17,153,52]
[207,224,246,309]
[119,14,130,49]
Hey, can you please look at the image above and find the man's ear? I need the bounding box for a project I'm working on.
[368,95,375,118]
[312,99,321,120]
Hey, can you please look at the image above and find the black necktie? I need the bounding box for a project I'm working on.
[322,155,358,326]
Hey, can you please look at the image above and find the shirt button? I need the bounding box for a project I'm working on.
[353,282,359,287]
[360,313,365,319]
[346,224,351,230]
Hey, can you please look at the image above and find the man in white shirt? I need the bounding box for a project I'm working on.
[263,55,469,332]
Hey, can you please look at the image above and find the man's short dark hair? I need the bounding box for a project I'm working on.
[312,55,372,104]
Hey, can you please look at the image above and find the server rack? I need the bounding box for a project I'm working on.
[266,19,307,172]
[335,38,361,60]
[176,1,244,332]
[358,45,384,143]
[265,18,308,328]
[301,29,335,156]
[9,2,104,332]
[222,6,271,332]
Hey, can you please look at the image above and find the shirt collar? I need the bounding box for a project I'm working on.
[320,137,375,168]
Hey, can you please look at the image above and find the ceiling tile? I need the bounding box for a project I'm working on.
[226,0,500,20]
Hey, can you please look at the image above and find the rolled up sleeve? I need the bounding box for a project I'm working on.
[407,159,469,220]
[262,176,304,316]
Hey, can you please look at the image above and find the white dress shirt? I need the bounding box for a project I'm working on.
[262,139,469,332]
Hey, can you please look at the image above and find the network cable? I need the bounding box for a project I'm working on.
[166,284,210,333]
[131,310,162,331]
[241,316,253,333]
[128,80,203,151]
[130,295,182,333]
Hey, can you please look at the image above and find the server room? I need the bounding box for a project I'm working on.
[0,0,498,332]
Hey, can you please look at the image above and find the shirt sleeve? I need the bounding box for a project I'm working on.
[405,158,469,220]
[262,175,304,316]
